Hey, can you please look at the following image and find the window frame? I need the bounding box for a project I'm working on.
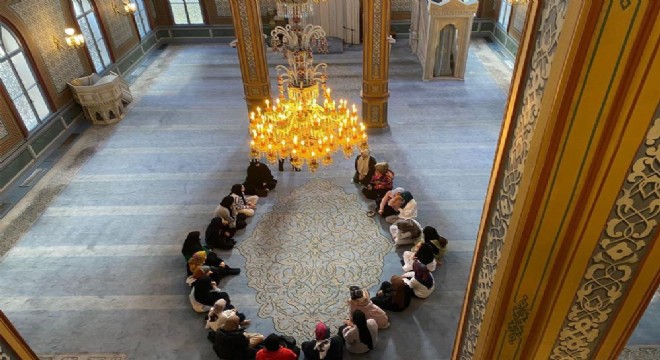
[498,0,513,30]
[133,0,152,39]
[0,23,52,133]
[71,0,112,73]
[168,0,205,25]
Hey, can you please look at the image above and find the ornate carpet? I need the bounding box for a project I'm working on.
[238,179,392,340]
[619,346,660,359]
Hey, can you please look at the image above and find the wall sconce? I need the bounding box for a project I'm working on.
[53,28,85,50]
[112,0,137,16]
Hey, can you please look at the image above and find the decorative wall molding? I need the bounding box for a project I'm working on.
[236,0,258,82]
[216,0,276,17]
[97,1,133,49]
[371,0,384,78]
[0,119,7,139]
[9,0,84,93]
[550,115,660,359]
[459,0,568,358]
[392,0,411,12]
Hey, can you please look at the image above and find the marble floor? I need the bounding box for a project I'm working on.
[1,37,652,359]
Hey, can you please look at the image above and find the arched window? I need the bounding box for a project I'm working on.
[0,24,51,132]
[168,0,204,25]
[133,0,152,38]
[71,0,111,73]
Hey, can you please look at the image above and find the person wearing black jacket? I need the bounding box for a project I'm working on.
[213,328,258,360]
[301,322,343,360]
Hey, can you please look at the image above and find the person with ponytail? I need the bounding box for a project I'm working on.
[341,309,378,354]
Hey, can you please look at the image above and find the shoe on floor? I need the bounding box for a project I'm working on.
[366,210,376,217]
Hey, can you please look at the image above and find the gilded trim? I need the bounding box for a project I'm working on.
[550,114,660,359]
[236,0,257,82]
[458,0,568,358]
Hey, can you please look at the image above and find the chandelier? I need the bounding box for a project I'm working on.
[276,0,327,19]
[248,17,368,173]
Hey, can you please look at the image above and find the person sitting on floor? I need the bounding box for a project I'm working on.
[402,260,435,299]
[402,242,437,272]
[190,273,232,311]
[301,322,344,360]
[256,333,299,360]
[212,327,259,360]
[341,310,378,354]
[389,218,423,245]
[347,286,389,329]
[244,160,277,197]
[205,217,236,250]
[188,250,240,279]
[353,148,376,186]
[230,184,258,217]
[206,299,254,334]
[384,190,418,224]
[368,187,405,219]
[361,162,394,200]
[213,196,247,231]
[182,231,211,262]
[423,226,449,265]
[370,275,413,312]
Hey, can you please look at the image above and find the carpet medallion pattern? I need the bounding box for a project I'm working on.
[238,179,392,340]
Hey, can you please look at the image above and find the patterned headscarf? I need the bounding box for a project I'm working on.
[314,322,331,359]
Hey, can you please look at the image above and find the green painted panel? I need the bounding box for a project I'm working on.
[0,149,32,189]
[156,30,170,40]
[141,34,157,51]
[117,48,145,74]
[31,121,65,155]
[171,29,211,38]
[61,104,83,126]
[493,27,506,44]
[480,21,495,32]
[505,40,519,56]
[212,28,235,37]
[472,22,479,31]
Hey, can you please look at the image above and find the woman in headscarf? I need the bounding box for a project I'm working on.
[423,226,448,265]
[244,160,276,197]
[402,241,438,272]
[341,309,378,354]
[192,273,232,307]
[361,162,394,200]
[347,286,389,329]
[301,322,344,360]
[370,275,413,312]
[353,148,376,186]
[181,231,206,261]
[389,218,423,245]
[403,260,435,299]
[188,250,240,280]
[213,196,247,230]
[368,187,405,219]
[384,190,418,224]
[230,184,258,217]
[206,299,252,333]
[205,217,236,250]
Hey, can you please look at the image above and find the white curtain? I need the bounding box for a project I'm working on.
[304,0,359,44]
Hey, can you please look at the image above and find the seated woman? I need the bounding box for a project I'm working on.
[402,261,435,299]
[402,242,437,272]
[368,187,404,218]
[353,149,376,186]
[188,250,240,279]
[191,273,232,309]
[213,327,259,360]
[213,196,247,231]
[244,160,277,197]
[182,231,210,262]
[361,162,394,200]
[370,275,413,312]
[389,218,423,245]
[206,299,253,333]
[423,226,449,265]
[301,322,344,360]
[341,310,378,354]
[384,191,418,224]
[347,286,389,329]
[256,333,298,360]
[230,184,258,217]
[205,217,236,250]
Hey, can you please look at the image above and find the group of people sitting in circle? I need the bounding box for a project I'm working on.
[176,152,448,359]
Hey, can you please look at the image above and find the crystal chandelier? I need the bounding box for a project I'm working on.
[276,0,327,19]
[249,17,368,173]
